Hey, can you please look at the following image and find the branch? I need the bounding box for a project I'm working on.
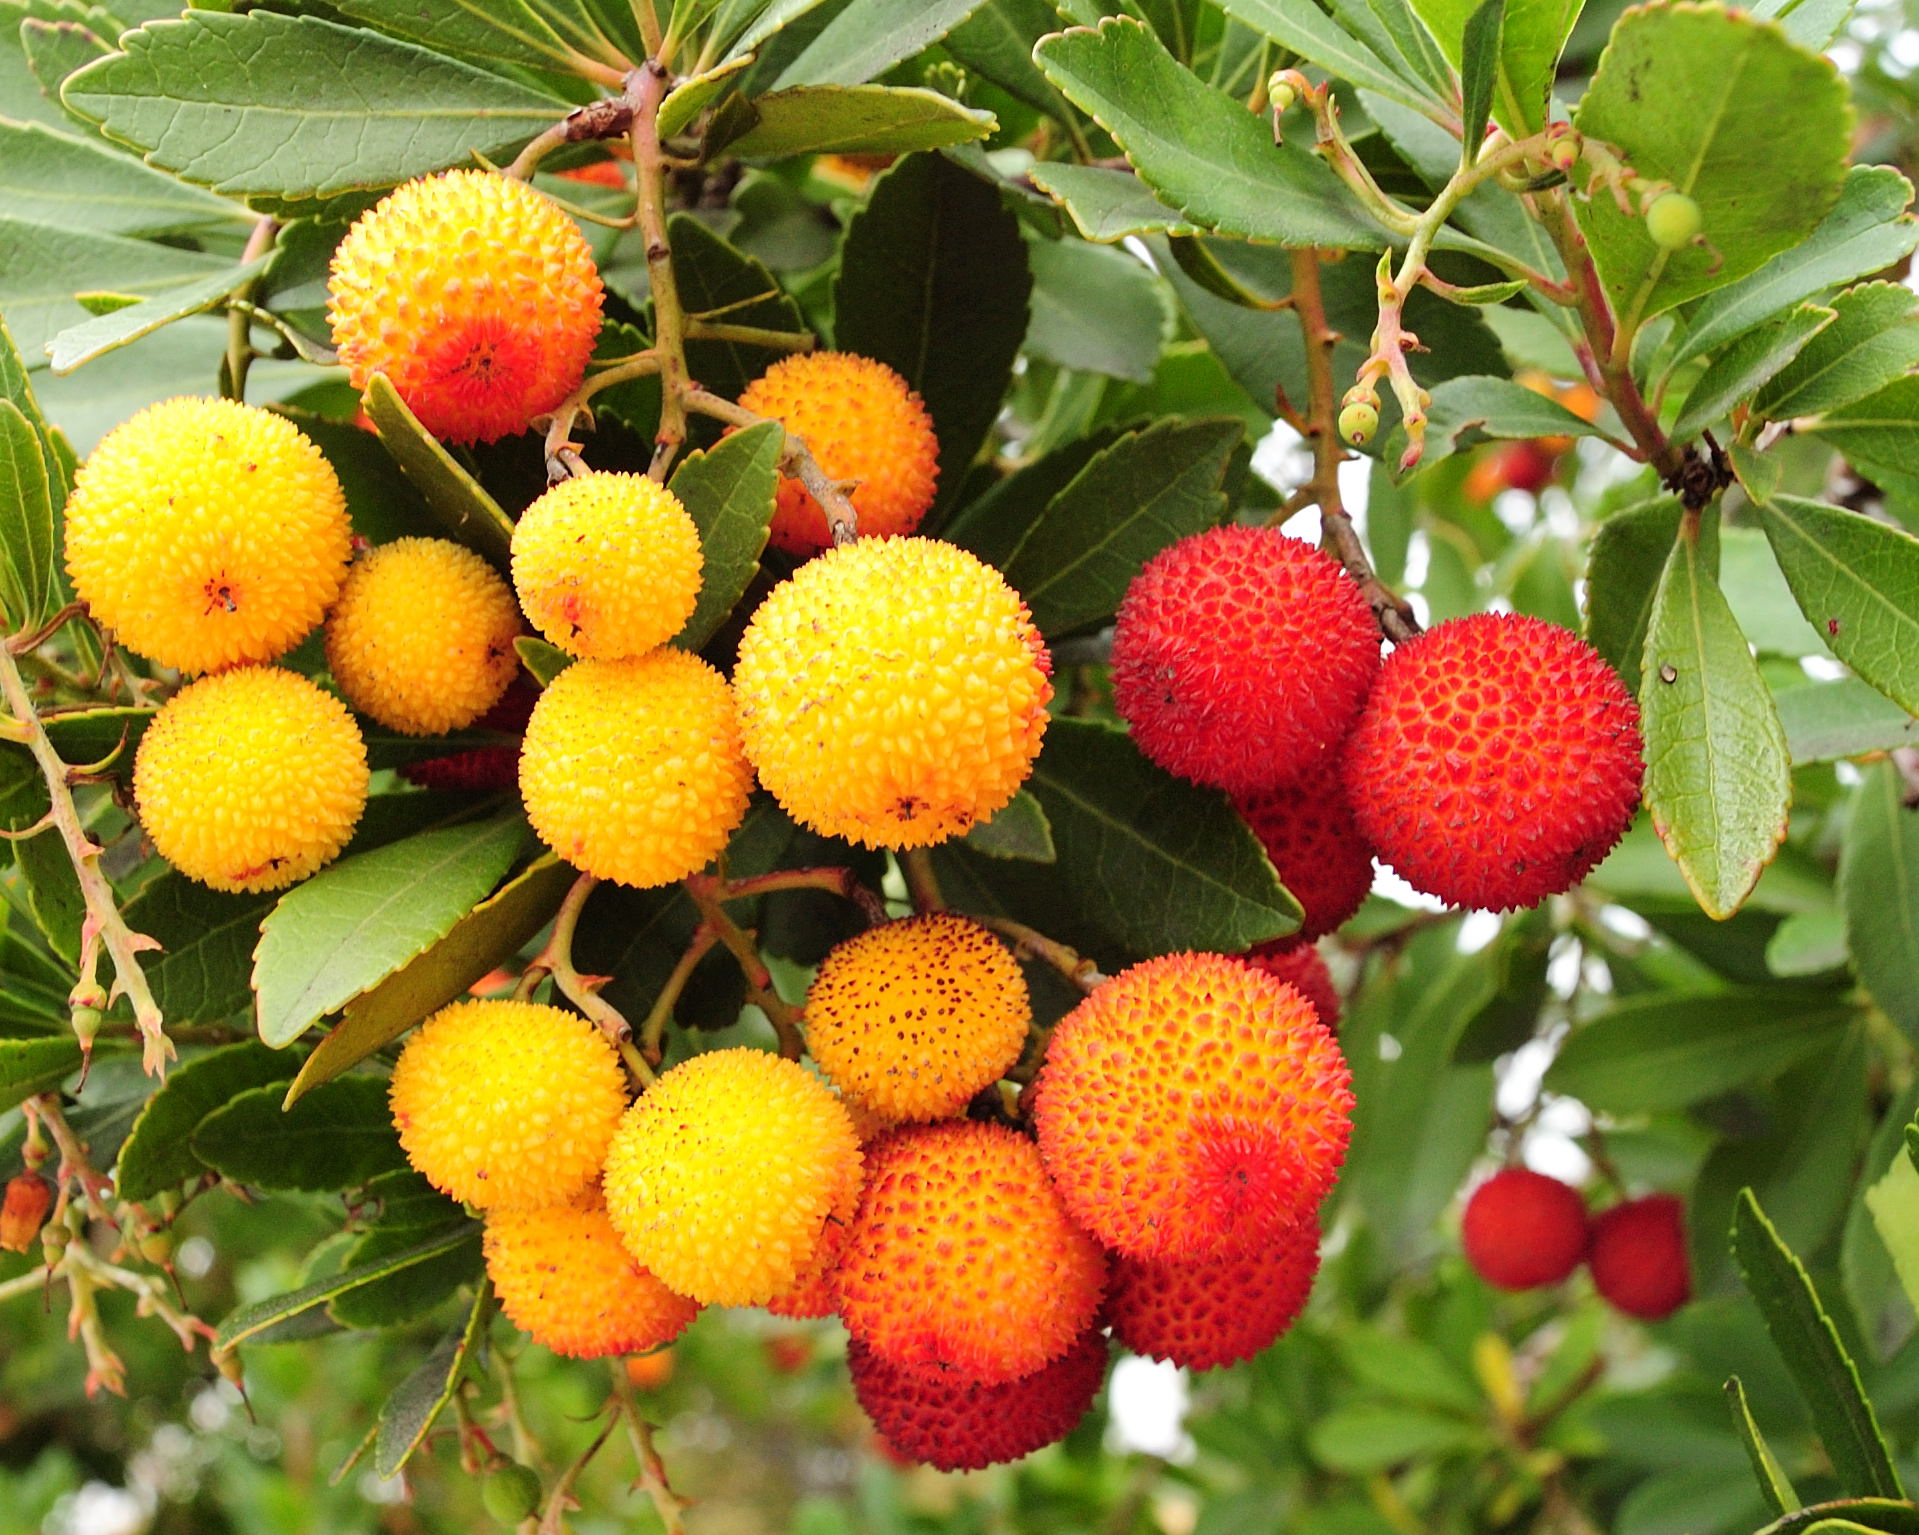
[682,873,805,1058]
[519,873,648,1084]
[970,914,1106,995]
[684,389,861,545]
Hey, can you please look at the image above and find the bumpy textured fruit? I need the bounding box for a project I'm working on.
[1241,943,1341,1032]
[400,681,536,794]
[64,397,351,674]
[602,1048,862,1307]
[849,1328,1109,1472]
[1112,527,1381,795]
[804,914,1031,1123]
[837,1120,1106,1384]
[328,169,604,445]
[1344,613,1643,911]
[482,1464,542,1525]
[1461,1167,1589,1291]
[1589,1194,1691,1321]
[1033,952,1353,1259]
[520,651,752,888]
[325,537,522,734]
[1644,190,1703,250]
[737,352,938,555]
[1233,762,1376,947]
[511,473,703,659]
[484,1192,699,1358]
[733,537,1051,849]
[389,999,627,1212]
[1106,1216,1321,1371]
[134,667,368,893]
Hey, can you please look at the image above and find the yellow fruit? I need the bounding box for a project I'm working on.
[484,1192,699,1359]
[328,169,604,445]
[389,999,627,1212]
[732,537,1052,849]
[519,651,752,888]
[737,352,938,555]
[133,666,367,893]
[63,397,350,674]
[804,914,1030,1123]
[324,537,523,735]
[511,473,704,659]
[602,1048,863,1307]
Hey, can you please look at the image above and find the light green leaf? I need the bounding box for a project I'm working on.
[1421,374,1610,460]
[1866,1152,1919,1335]
[193,1076,406,1193]
[772,0,986,87]
[513,635,569,687]
[1672,304,1835,440]
[361,374,516,566]
[0,118,243,237]
[324,0,607,77]
[1024,237,1164,385]
[1213,0,1443,111]
[114,1041,292,1201]
[718,0,833,63]
[47,252,270,373]
[1309,1404,1484,1473]
[1726,1377,1802,1519]
[373,1287,493,1478]
[1641,519,1792,919]
[1776,678,1918,764]
[1841,761,1919,1046]
[1755,283,1919,421]
[1732,440,1785,505]
[0,400,56,632]
[720,84,995,157]
[1571,2,1853,335]
[63,12,572,201]
[667,421,780,652]
[1026,163,1198,242]
[215,1223,479,1351]
[252,818,526,1049]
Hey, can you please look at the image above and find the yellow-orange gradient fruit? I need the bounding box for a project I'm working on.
[804,914,1031,1123]
[837,1120,1106,1384]
[64,397,350,674]
[1105,1216,1321,1371]
[328,169,604,445]
[732,537,1051,849]
[484,1191,700,1359]
[134,666,367,893]
[765,1149,862,1320]
[1033,953,1353,1259]
[849,1328,1109,1472]
[737,352,938,555]
[510,473,703,659]
[602,1048,862,1307]
[519,651,752,888]
[389,999,627,1212]
[325,537,522,734]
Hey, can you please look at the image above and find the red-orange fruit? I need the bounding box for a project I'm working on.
[1033,952,1352,1260]
[1233,762,1375,948]
[849,1328,1109,1472]
[1105,1217,1321,1371]
[1589,1194,1691,1321]
[1241,943,1341,1032]
[1110,526,1380,794]
[836,1120,1106,1384]
[1344,613,1643,911]
[1461,1167,1589,1291]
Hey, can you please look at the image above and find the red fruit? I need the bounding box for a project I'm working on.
[848,1329,1109,1472]
[1111,526,1381,795]
[1461,1167,1589,1290]
[399,679,538,794]
[1105,1217,1320,1371]
[1233,762,1375,947]
[1343,613,1642,911]
[1241,943,1341,1031]
[1589,1194,1691,1321]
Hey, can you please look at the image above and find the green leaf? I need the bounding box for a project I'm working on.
[944,0,1082,119]
[1755,284,1919,421]
[324,0,611,77]
[0,399,55,632]
[1810,374,1919,487]
[961,789,1054,862]
[1777,679,1919,764]
[113,1041,292,1201]
[1309,1404,1484,1473]
[215,1222,479,1351]
[252,818,526,1049]
[1865,1152,1919,1339]
[1212,0,1443,111]
[832,151,1031,518]
[329,1220,483,1329]
[0,117,243,237]
[193,1076,405,1192]
[1024,236,1164,385]
[1731,1188,1905,1501]
[21,15,110,120]
[1840,761,1919,1046]
[1585,496,1683,696]
[941,427,1122,572]
[63,12,572,202]
[46,252,271,374]
[1676,165,1918,371]
[1457,0,1504,152]
[513,635,570,687]
[659,55,752,139]
[1570,2,1853,334]
[0,1034,81,1111]
[1754,1507,1919,1535]
[1726,1376,1801,1518]
[1034,18,1389,249]
[772,0,986,87]
[1001,416,1238,637]
[1641,520,1792,919]
[1026,163,1199,242]
[361,374,516,566]
[1754,497,1919,716]
[284,854,574,1106]
[1672,304,1836,440]
[373,1287,492,1478]
[720,84,995,157]
[666,421,779,652]
[1420,374,1609,461]
[1732,440,1785,506]
[121,875,276,1025]
[1543,991,1854,1112]
[669,214,807,409]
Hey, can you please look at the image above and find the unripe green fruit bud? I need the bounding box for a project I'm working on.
[483,1463,542,1525]
[1644,191,1702,250]
[1547,138,1579,172]
[138,1231,173,1266]
[1267,74,1298,113]
[1337,400,1379,446]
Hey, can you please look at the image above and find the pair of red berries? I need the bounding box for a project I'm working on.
[1461,1166,1691,1321]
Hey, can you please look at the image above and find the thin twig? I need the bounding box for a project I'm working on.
[682,873,805,1058]
[222,215,278,403]
[521,874,641,1069]
[900,848,946,913]
[636,925,718,1066]
[970,914,1106,995]
[718,866,887,925]
[610,1360,690,1534]
[684,389,860,544]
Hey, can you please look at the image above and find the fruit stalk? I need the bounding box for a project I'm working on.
[682,873,806,1058]
[222,215,278,403]
[611,1361,690,1534]
[630,60,693,479]
[684,388,862,544]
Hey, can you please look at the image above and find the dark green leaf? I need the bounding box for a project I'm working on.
[944,0,1082,118]
[720,84,994,157]
[1585,496,1682,696]
[1840,761,1919,1046]
[324,0,616,78]
[1755,283,1919,421]
[1755,1504,1919,1535]
[114,1041,293,1201]
[670,214,808,408]
[667,421,779,652]
[1672,304,1836,440]
[193,1076,405,1192]
[0,1034,81,1111]
[1026,163,1199,243]
[0,399,55,632]
[961,789,1054,862]
[46,252,271,374]
[1457,0,1504,152]
[1213,0,1443,111]
[328,1221,482,1329]
[941,426,1123,572]
[771,0,986,86]
[1024,236,1164,385]
[361,374,515,567]
[122,875,275,1025]
[1727,1377,1801,1518]
[373,1287,493,1477]
[1813,374,1919,485]
[14,828,81,964]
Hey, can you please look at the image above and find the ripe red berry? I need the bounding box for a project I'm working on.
[1233,762,1376,947]
[1589,1194,1691,1321]
[1240,943,1341,1031]
[1343,613,1642,911]
[1461,1167,1589,1290]
[1105,1216,1320,1370]
[1111,527,1381,795]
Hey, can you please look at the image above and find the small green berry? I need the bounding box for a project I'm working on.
[1644,191,1702,250]
[1267,73,1298,113]
[1337,400,1379,446]
[483,1463,542,1525]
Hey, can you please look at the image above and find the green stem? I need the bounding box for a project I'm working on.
[222,215,278,403]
